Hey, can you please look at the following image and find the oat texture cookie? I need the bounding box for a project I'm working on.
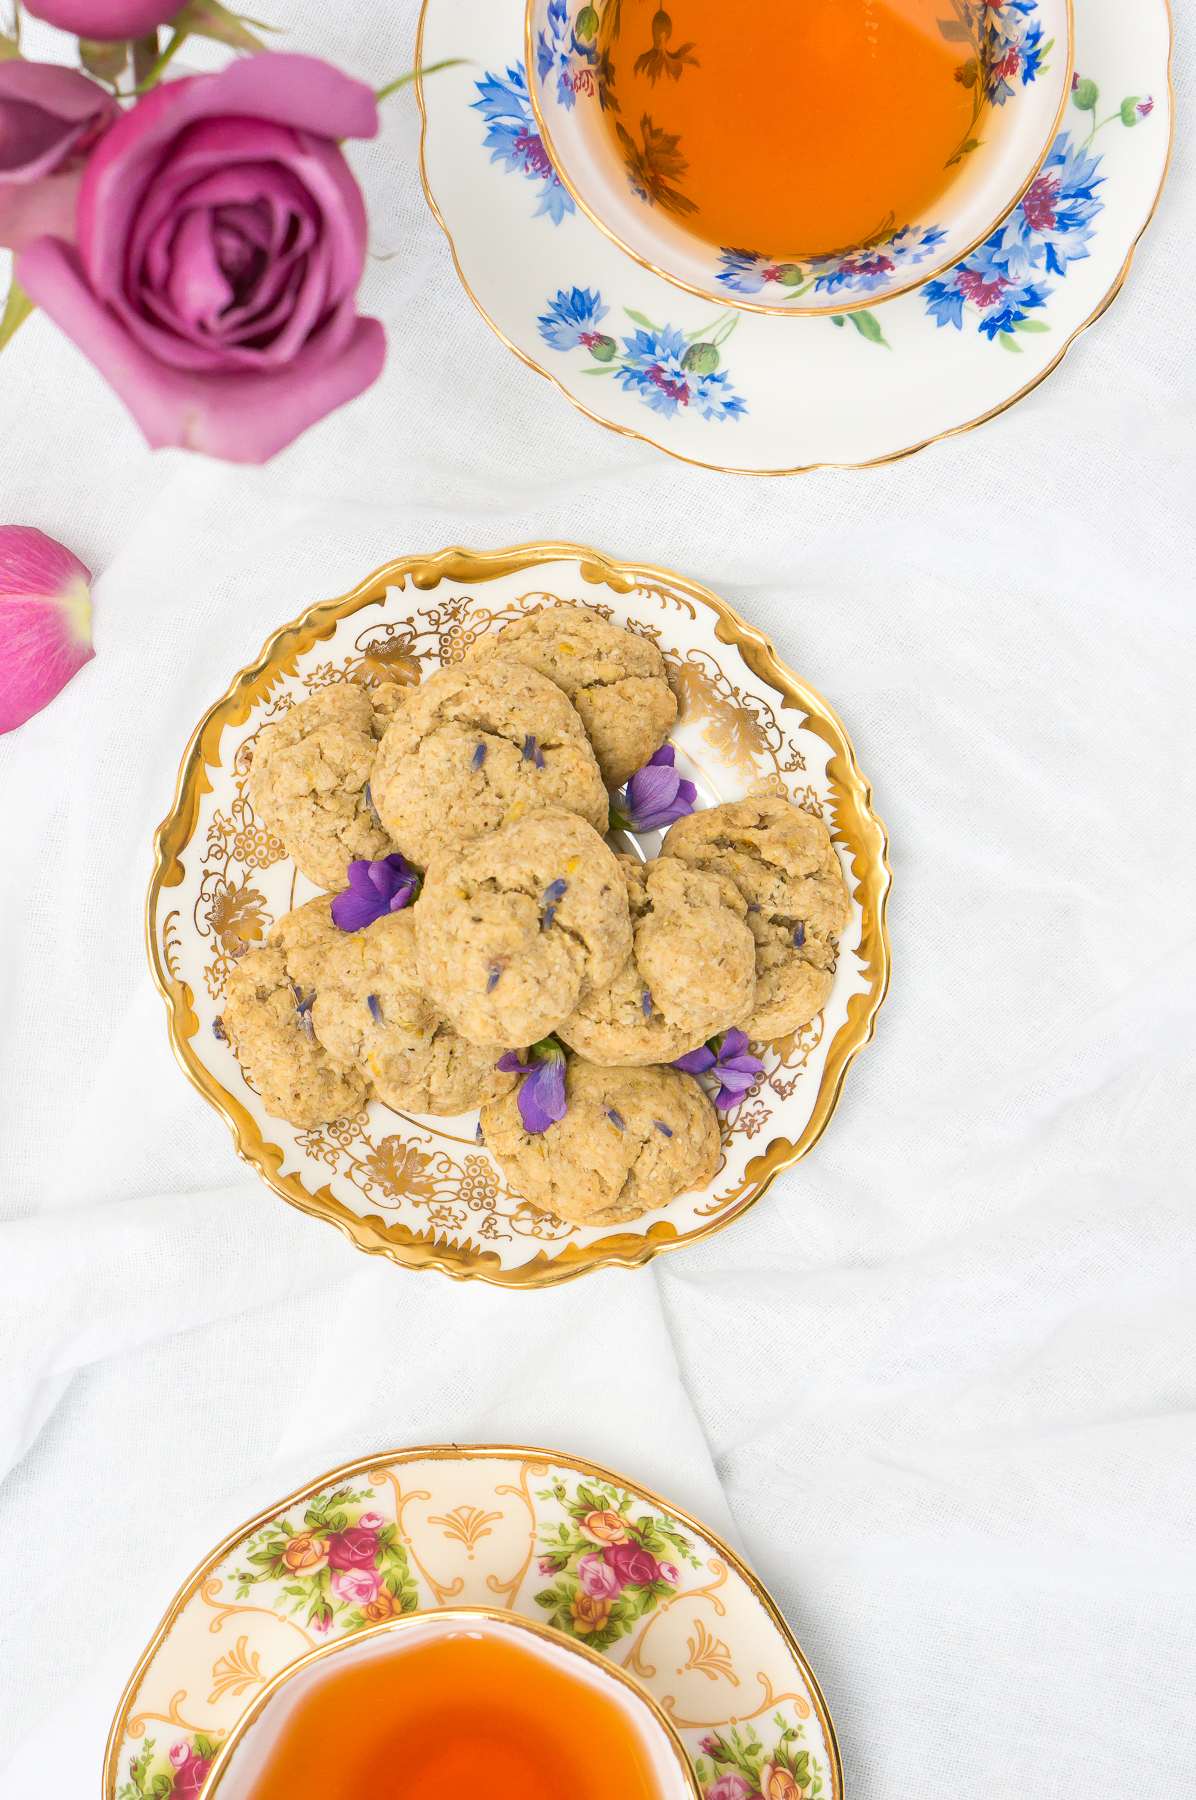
[466,605,677,788]
[414,807,632,1048]
[560,856,755,1065]
[370,662,608,868]
[480,1057,721,1226]
[248,682,407,892]
[311,910,517,1116]
[221,938,366,1128]
[662,797,851,1039]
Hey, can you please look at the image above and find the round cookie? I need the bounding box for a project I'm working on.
[311,910,517,1116]
[480,1057,721,1226]
[465,606,677,788]
[370,662,608,868]
[221,939,366,1128]
[248,682,407,893]
[661,797,850,1040]
[414,807,632,1048]
[560,856,755,1065]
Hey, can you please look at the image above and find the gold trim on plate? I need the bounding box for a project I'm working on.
[103,1444,844,1800]
[521,0,1075,319]
[415,0,1173,476]
[146,543,892,1288]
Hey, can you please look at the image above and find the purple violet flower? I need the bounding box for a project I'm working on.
[610,744,697,834]
[673,1028,765,1111]
[793,920,806,947]
[496,1038,568,1135]
[522,733,546,769]
[331,854,420,931]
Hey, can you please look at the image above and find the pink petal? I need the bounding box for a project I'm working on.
[0,527,94,735]
[18,237,385,463]
[0,168,82,251]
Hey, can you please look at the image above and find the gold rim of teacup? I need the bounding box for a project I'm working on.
[523,0,1075,318]
[201,1606,704,1800]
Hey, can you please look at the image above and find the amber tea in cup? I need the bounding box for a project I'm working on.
[598,0,1005,257]
[205,1612,699,1800]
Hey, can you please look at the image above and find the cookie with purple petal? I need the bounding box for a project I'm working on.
[370,661,608,868]
[413,806,631,1048]
[310,910,517,1117]
[464,605,677,789]
[662,797,850,1039]
[559,856,755,1065]
[480,1055,720,1226]
[247,681,407,893]
[221,936,366,1129]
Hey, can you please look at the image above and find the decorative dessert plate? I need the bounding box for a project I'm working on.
[417,0,1172,473]
[147,545,890,1287]
[105,1444,842,1800]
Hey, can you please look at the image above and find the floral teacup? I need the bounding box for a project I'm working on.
[202,1607,703,1800]
[525,0,1074,316]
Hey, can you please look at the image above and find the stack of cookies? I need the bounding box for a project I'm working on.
[219,605,850,1229]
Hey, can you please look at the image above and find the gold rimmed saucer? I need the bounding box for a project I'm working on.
[146,544,890,1286]
[105,1444,843,1800]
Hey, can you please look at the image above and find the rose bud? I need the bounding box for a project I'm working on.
[0,62,119,253]
[23,0,181,34]
[0,525,94,734]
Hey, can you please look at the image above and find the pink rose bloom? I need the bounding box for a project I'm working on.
[326,1524,380,1571]
[707,1777,751,1800]
[604,1541,660,1587]
[0,63,118,252]
[355,1512,386,1532]
[576,1552,623,1600]
[25,0,185,36]
[168,1743,190,1770]
[659,1561,679,1584]
[329,1564,381,1607]
[19,54,385,464]
[172,1755,211,1799]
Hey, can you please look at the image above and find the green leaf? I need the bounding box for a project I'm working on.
[622,310,662,333]
[534,1588,558,1607]
[998,331,1023,352]
[1013,317,1050,332]
[831,314,845,327]
[151,1779,172,1797]
[171,2,269,51]
[850,310,891,349]
[0,280,34,354]
[79,38,128,81]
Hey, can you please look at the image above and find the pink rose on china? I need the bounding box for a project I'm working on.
[0,2,459,462]
[329,1565,382,1607]
[576,1552,624,1600]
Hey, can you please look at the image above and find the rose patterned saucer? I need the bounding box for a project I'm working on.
[416,0,1172,473]
[105,1445,842,1800]
[147,544,890,1287]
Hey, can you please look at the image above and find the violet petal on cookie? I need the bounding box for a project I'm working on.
[673,1028,765,1111]
[331,853,419,930]
[793,920,806,946]
[672,1044,717,1075]
[611,744,697,834]
[496,1040,568,1135]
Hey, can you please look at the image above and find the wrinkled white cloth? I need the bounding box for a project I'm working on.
[1,2,1194,1795]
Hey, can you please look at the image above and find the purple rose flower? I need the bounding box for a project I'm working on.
[331,854,419,931]
[0,63,118,254]
[577,1551,624,1599]
[168,1743,191,1771]
[325,1524,380,1571]
[496,1038,568,1135]
[673,1028,765,1111]
[659,1560,679,1583]
[610,744,697,834]
[604,1541,660,1586]
[18,55,386,464]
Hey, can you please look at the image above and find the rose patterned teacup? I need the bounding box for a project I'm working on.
[203,1607,703,1800]
[525,0,1074,316]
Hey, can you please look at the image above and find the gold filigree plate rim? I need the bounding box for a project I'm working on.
[415,0,1173,475]
[521,0,1076,320]
[146,542,891,1287]
[201,1606,704,1800]
[103,1442,844,1800]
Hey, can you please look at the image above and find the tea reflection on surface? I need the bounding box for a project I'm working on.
[597,0,999,258]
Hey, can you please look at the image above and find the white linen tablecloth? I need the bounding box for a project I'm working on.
[1,3,1194,1793]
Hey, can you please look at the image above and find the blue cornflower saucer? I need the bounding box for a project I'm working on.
[416,0,1172,473]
